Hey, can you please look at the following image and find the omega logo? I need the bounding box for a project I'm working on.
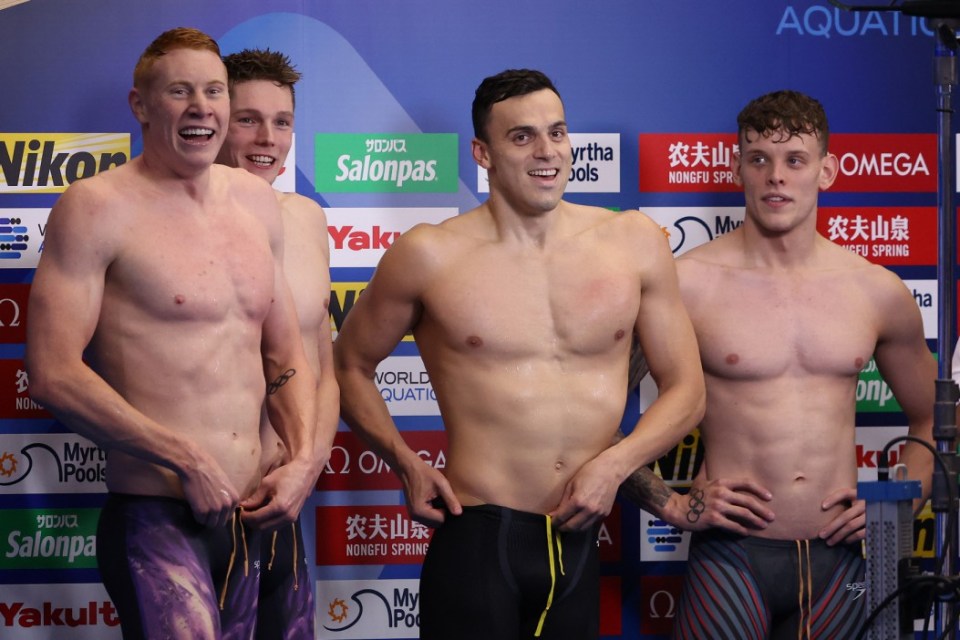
[648,589,676,619]
[0,298,22,327]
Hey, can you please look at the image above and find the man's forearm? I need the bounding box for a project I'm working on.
[265,363,318,467]
[313,367,340,465]
[619,464,674,516]
[611,427,677,517]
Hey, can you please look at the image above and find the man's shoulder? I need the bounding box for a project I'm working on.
[376,211,479,272]
[53,160,137,215]
[276,191,326,220]
[815,235,894,280]
[213,163,269,193]
[677,229,735,263]
[590,207,664,243]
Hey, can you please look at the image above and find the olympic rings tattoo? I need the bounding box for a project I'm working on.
[267,369,297,395]
[686,488,706,524]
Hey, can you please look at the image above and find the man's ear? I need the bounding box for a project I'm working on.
[731,151,743,187]
[819,152,839,191]
[129,88,148,125]
[472,137,491,170]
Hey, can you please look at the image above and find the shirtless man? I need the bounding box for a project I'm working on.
[24,28,318,639]
[333,69,705,639]
[621,90,935,639]
[217,48,339,639]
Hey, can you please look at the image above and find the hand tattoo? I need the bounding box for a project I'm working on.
[686,488,706,524]
[267,369,296,395]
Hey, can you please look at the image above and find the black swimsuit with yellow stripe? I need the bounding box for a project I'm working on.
[419,504,600,640]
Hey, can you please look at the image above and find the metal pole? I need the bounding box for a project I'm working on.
[933,19,958,639]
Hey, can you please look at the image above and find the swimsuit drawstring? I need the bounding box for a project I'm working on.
[796,539,812,640]
[218,509,249,611]
[292,521,300,592]
[534,515,565,637]
[266,523,299,591]
[268,531,278,570]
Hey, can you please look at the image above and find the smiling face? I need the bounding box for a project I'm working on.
[733,127,838,236]
[216,79,294,185]
[472,88,572,217]
[129,47,229,176]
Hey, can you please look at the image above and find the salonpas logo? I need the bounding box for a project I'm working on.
[1,508,100,569]
[315,133,457,193]
[855,359,901,413]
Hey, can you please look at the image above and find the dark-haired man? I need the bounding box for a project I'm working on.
[621,89,935,639]
[334,68,705,639]
[217,47,339,640]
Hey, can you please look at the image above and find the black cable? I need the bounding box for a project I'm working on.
[853,435,957,637]
[827,0,903,11]
[881,434,956,575]
[855,574,957,640]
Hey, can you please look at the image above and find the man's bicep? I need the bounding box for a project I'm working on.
[336,276,420,376]
[28,262,105,368]
[27,199,111,365]
[261,267,308,374]
[636,250,701,387]
[876,338,935,432]
[874,281,935,429]
[336,233,429,373]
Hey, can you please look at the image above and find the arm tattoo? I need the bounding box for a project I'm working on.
[686,488,706,523]
[267,368,297,395]
[620,465,674,512]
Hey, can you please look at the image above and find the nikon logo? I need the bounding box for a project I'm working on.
[315,133,457,193]
[0,134,130,193]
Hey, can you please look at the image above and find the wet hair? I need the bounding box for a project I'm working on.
[737,90,829,156]
[133,27,221,90]
[472,69,561,142]
[223,48,302,108]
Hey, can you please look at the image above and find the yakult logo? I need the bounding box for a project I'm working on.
[0,583,121,638]
[326,208,454,268]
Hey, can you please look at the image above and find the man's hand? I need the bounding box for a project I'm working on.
[241,458,317,531]
[179,454,239,529]
[818,487,865,545]
[549,456,621,532]
[398,459,462,528]
[664,476,775,535]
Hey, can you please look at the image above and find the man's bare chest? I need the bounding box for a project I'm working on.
[422,259,640,357]
[695,277,878,379]
[108,217,275,324]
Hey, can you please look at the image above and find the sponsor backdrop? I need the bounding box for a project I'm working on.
[0,0,948,637]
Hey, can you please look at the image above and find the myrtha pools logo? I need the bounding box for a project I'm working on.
[0,435,106,491]
[318,580,420,639]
